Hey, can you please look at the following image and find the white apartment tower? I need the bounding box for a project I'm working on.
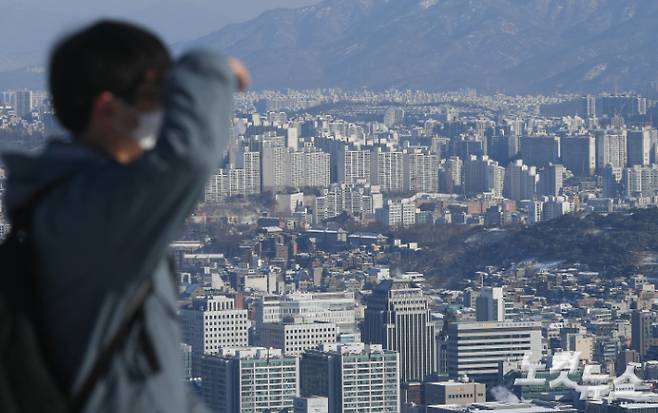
[372,149,404,193]
[595,129,627,172]
[404,148,440,193]
[340,149,371,185]
[504,160,538,201]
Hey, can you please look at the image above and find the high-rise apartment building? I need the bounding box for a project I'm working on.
[463,156,505,197]
[301,343,400,413]
[262,141,290,192]
[583,95,597,117]
[539,195,572,221]
[205,149,261,201]
[202,347,299,413]
[362,279,436,382]
[440,156,463,193]
[561,135,596,176]
[597,95,648,117]
[262,141,331,191]
[403,148,440,193]
[313,184,382,223]
[627,128,652,167]
[15,89,32,118]
[595,130,627,172]
[488,134,518,166]
[289,148,331,189]
[520,136,560,168]
[504,160,538,201]
[623,165,658,198]
[339,149,371,185]
[384,107,405,127]
[371,149,404,192]
[375,199,417,228]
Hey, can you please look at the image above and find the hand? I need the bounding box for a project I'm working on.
[228,57,251,91]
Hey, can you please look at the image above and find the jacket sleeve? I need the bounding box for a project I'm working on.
[36,50,237,291]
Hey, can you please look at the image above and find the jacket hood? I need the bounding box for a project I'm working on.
[2,139,108,219]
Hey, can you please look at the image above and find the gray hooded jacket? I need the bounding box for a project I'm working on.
[2,50,236,412]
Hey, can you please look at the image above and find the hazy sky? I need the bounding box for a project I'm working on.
[0,0,320,68]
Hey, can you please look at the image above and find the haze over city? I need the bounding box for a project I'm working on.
[2,1,658,413]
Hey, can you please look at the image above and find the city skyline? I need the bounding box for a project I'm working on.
[3,3,658,413]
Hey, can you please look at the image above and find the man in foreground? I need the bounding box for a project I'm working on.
[2,20,249,412]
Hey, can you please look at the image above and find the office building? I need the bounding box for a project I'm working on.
[255,291,356,330]
[363,279,436,382]
[424,381,486,405]
[180,295,249,375]
[561,135,596,176]
[632,310,652,360]
[256,321,338,356]
[445,320,543,384]
[301,343,400,413]
[201,347,299,413]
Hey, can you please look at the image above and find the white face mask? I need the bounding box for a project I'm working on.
[132,110,164,150]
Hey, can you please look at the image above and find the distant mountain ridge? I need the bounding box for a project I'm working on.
[182,0,658,93]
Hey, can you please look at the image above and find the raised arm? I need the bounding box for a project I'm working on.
[35,50,239,289]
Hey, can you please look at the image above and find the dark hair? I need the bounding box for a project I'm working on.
[48,20,171,135]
